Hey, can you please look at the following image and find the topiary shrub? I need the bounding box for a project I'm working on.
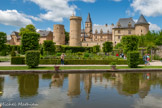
[21,32,40,54]
[102,42,113,53]
[11,57,25,64]
[11,47,16,57]
[127,51,140,68]
[26,50,40,68]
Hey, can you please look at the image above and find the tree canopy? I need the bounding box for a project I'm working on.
[19,24,36,35]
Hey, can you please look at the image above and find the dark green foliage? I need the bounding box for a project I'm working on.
[11,47,16,57]
[11,57,25,64]
[55,45,62,52]
[155,36,162,45]
[93,45,100,53]
[103,42,113,53]
[127,51,140,68]
[84,53,90,58]
[65,30,69,44]
[21,32,40,54]
[0,32,7,55]
[114,43,123,49]
[26,51,40,68]
[121,35,139,54]
[61,45,93,53]
[56,53,61,56]
[43,40,55,55]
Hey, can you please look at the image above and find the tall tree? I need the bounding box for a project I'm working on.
[19,24,36,35]
[65,30,69,44]
[0,32,7,51]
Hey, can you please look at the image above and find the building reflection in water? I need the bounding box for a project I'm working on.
[0,76,4,96]
[83,74,92,100]
[18,74,39,97]
[49,74,64,88]
[68,74,80,97]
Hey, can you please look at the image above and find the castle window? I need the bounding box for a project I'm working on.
[118,30,120,34]
[128,30,131,34]
[141,30,143,33]
[118,36,120,39]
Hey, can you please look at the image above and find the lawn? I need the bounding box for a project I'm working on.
[0,66,162,70]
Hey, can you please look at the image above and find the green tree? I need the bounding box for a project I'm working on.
[121,35,139,54]
[21,32,40,54]
[102,42,113,53]
[93,45,100,53]
[19,24,36,35]
[43,40,55,55]
[65,30,69,44]
[114,43,123,49]
[0,32,7,51]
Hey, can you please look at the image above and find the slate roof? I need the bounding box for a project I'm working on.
[136,14,149,25]
[37,30,51,37]
[114,17,135,28]
[93,24,113,34]
[86,13,92,23]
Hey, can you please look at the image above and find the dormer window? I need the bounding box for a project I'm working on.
[100,29,103,34]
[128,22,132,28]
[95,29,98,34]
[117,22,121,28]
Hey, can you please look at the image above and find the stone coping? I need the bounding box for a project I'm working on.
[0,69,162,74]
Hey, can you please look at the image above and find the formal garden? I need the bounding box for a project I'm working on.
[0,25,162,69]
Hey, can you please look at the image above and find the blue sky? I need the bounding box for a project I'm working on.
[0,0,162,37]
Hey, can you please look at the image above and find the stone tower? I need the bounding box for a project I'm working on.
[53,24,65,45]
[69,15,82,46]
[135,15,150,35]
[85,13,92,38]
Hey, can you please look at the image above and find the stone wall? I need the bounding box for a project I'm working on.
[156,46,162,58]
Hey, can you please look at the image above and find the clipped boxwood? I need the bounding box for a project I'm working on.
[26,50,40,68]
[11,57,25,65]
[127,51,140,68]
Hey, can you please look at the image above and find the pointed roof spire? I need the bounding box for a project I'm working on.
[136,14,149,25]
[86,13,92,23]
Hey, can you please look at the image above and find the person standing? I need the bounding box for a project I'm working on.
[61,53,65,65]
[143,54,147,66]
[147,54,150,65]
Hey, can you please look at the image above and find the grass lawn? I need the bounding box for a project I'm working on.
[0,66,162,70]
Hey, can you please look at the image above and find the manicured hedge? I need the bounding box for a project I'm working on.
[127,51,140,68]
[26,50,40,68]
[61,45,93,53]
[39,59,128,65]
[11,57,25,65]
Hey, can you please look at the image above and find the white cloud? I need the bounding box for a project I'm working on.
[131,0,162,17]
[0,10,41,27]
[27,0,77,22]
[149,22,161,31]
[46,27,52,31]
[81,0,96,3]
[0,10,32,27]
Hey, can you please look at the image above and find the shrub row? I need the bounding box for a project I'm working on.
[11,58,144,65]
[11,57,25,65]
[26,51,40,68]
[56,45,93,53]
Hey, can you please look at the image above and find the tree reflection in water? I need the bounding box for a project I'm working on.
[18,74,39,97]
[0,76,4,96]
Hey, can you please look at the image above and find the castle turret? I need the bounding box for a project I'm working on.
[53,24,65,45]
[85,13,92,38]
[135,15,150,35]
[69,15,82,46]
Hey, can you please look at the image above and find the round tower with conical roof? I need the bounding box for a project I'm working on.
[135,14,150,35]
[69,14,82,46]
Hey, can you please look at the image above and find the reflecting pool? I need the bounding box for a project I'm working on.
[1,72,162,108]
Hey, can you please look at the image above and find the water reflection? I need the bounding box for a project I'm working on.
[18,74,39,97]
[0,76,4,96]
[1,72,162,108]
